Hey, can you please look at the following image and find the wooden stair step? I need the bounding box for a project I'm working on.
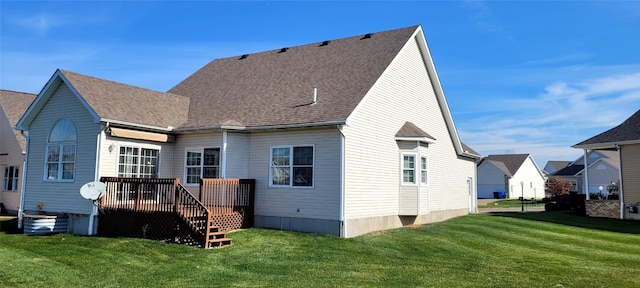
[207,238,233,248]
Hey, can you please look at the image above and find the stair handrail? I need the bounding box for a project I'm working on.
[174,183,211,248]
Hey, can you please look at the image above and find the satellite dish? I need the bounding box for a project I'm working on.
[80,181,106,200]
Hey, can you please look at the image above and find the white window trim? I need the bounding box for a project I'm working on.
[3,165,19,191]
[401,153,417,186]
[184,147,221,185]
[117,145,160,178]
[44,142,76,182]
[269,145,315,188]
[401,152,429,186]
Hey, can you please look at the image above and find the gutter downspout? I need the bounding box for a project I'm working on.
[221,130,228,178]
[88,126,105,235]
[583,149,590,200]
[338,125,346,237]
[617,145,624,219]
[17,131,29,229]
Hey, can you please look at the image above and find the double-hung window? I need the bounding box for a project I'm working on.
[185,148,220,184]
[402,154,428,185]
[117,147,159,178]
[270,146,313,187]
[3,166,19,191]
[45,119,76,181]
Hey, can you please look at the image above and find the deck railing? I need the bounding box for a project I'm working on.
[175,183,211,246]
[200,178,256,230]
[100,177,178,212]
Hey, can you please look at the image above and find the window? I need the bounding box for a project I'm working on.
[402,154,428,185]
[185,148,220,184]
[569,180,578,192]
[118,147,159,178]
[420,156,428,184]
[270,146,313,187]
[45,119,76,181]
[402,155,415,184]
[3,166,19,191]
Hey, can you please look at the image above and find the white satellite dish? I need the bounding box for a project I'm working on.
[80,181,106,200]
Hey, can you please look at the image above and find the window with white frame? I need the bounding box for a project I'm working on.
[402,154,428,185]
[185,148,220,184]
[45,119,76,181]
[420,156,428,184]
[3,166,19,191]
[402,155,416,184]
[118,146,159,178]
[270,146,313,187]
[569,180,578,192]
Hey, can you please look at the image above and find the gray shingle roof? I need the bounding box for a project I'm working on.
[0,89,36,150]
[395,122,436,140]
[479,154,530,177]
[574,109,640,148]
[551,164,584,176]
[169,25,419,129]
[60,70,190,129]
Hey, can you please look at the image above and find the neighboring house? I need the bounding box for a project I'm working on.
[477,154,546,199]
[542,160,571,175]
[573,109,640,220]
[0,90,36,215]
[549,150,620,197]
[16,25,480,237]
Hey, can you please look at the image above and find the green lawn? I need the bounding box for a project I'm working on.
[2,212,640,287]
[479,199,543,208]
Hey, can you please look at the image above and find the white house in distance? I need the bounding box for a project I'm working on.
[0,90,36,215]
[15,25,480,237]
[477,154,546,199]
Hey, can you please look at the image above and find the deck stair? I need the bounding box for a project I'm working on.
[98,177,254,249]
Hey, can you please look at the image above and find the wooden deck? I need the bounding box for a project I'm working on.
[98,177,255,248]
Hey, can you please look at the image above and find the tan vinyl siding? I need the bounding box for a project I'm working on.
[171,132,223,195]
[225,132,250,178]
[248,128,341,220]
[23,83,101,215]
[622,144,640,205]
[343,36,474,221]
[0,109,24,214]
[99,135,174,178]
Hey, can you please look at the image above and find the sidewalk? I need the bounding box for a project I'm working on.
[477,199,545,213]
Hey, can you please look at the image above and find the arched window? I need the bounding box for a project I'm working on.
[45,119,77,181]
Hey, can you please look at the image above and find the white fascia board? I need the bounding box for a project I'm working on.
[16,70,101,130]
[395,136,436,144]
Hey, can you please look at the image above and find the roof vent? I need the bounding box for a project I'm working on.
[319,40,330,46]
[361,33,372,39]
[278,47,289,53]
[239,54,249,59]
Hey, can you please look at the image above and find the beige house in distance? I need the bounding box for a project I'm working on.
[574,109,640,220]
[16,25,480,237]
[0,90,36,215]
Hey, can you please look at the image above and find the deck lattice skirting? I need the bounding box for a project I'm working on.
[98,177,255,248]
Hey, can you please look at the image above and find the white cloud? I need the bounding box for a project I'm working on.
[459,71,640,166]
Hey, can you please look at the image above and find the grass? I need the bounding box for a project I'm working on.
[2,211,640,287]
[478,199,543,208]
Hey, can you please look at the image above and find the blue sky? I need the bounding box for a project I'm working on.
[2,1,640,167]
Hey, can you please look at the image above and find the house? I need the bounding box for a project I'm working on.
[477,154,546,199]
[0,90,36,215]
[542,160,571,175]
[573,109,640,220]
[15,25,480,238]
[548,150,620,197]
